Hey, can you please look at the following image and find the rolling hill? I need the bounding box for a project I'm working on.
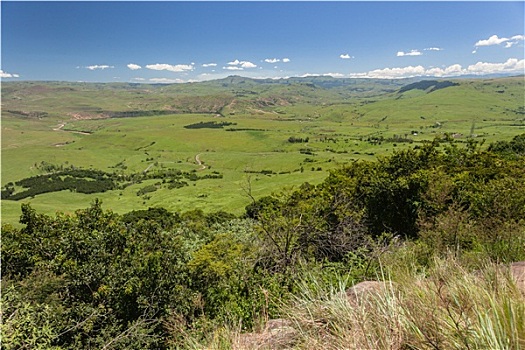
[1,75,524,224]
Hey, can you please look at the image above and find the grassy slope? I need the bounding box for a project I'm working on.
[2,76,524,224]
[198,258,525,350]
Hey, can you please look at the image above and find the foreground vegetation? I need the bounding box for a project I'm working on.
[2,135,524,349]
[203,258,524,350]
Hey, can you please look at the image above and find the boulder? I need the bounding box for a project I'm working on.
[510,261,525,295]
[236,318,297,350]
[346,280,389,303]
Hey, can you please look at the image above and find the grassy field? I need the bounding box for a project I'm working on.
[2,75,524,225]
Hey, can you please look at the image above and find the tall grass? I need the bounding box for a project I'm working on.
[170,257,525,350]
[281,257,524,350]
[188,257,524,350]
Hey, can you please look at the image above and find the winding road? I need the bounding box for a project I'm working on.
[52,122,91,135]
[195,153,207,170]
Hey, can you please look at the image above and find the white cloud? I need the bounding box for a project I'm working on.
[223,66,244,71]
[348,58,524,79]
[227,59,257,68]
[474,34,524,50]
[241,61,257,68]
[227,59,241,65]
[127,63,142,70]
[340,54,354,59]
[145,63,194,72]
[466,58,524,75]
[424,47,443,51]
[397,50,422,57]
[300,72,345,78]
[202,63,217,67]
[475,35,509,47]
[425,64,464,77]
[86,65,114,70]
[362,65,427,79]
[265,57,290,64]
[443,64,464,75]
[326,72,345,78]
[149,78,185,84]
[0,70,19,78]
[132,77,146,81]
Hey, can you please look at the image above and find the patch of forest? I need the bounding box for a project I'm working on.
[398,80,459,93]
[105,110,178,118]
[1,169,116,200]
[5,110,49,118]
[225,127,268,132]
[184,121,237,129]
[1,165,224,201]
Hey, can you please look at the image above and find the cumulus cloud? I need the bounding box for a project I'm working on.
[300,72,345,78]
[145,63,194,72]
[241,61,257,68]
[0,70,19,78]
[265,57,290,64]
[425,64,464,77]
[127,63,142,70]
[132,77,146,81]
[466,58,524,75]
[250,75,291,80]
[202,63,217,67]
[351,65,422,79]
[227,59,257,68]
[424,47,443,51]
[474,34,524,50]
[326,72,345,78]
[348,58,524,79]
[86,65,114,70]
[396,50,422,57]
[149,78,185,84]
[362,65,427,78]
[340,54,354,59]
[475,35,509,47]
[223,66,244,71]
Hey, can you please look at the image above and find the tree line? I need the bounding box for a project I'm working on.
[2,166,224,201]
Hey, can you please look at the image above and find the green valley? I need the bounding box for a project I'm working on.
[2,75,524,224]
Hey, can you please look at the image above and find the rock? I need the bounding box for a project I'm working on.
[235,262,525,349]
[236,318,297,350]
[346,280,389,303]
[510,261,525,295]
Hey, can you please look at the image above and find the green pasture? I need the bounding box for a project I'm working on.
[2,76,524,225]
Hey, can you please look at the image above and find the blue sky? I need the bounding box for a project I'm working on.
[1,1,524,82]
